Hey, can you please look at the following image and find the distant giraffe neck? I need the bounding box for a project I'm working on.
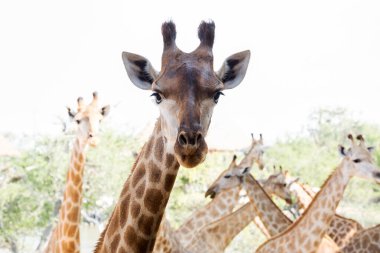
[153,216,187,253]
[256,162,350,253]
[238,144,257,168]
[292,181,363,248]
[45,138,87,253]
[95,119,180,253]
[190,203,259,253]
[176,186,241,248]
[244,175,292,236]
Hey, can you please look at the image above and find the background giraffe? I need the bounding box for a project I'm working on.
[286,170,363,248]
[256,134,380,253]
[44,92,110,253]
[94,20,251,253]
[186,169,297,253]
[176,134,264,247]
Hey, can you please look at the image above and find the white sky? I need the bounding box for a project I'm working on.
[0,0,379,148]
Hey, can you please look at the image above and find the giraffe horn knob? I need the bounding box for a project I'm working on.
[198,20,215,49]
[162,21,177,51]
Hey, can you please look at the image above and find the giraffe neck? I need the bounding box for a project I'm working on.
[244,175,292,236]
[292,173,363,248]
[45,138,87,253]
[257,161,350,253]
[153,216,187,253]
[95,119,180,253]
[342,224,380,253]
[238,144,257,168]
[175,186,241,248]
[195,202,257,252]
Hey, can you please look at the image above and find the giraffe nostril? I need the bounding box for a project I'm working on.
[196,132,203,143]
[178,133,187,146]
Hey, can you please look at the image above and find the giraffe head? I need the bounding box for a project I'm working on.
[339,134,380,183]
[250,133,265,170]
[67,92,110,147]
[262,166,295,204]
[205,155,250,198]
[122,21,250,168]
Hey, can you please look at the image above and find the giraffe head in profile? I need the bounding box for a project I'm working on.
[122,21,250,168]
[205,155,247,198]
[67,92,110,147]
[250,133,265,170]
[261,166,295,204]
[339,134,380,183]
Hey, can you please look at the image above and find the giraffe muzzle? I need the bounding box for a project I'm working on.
[174,130,208,168]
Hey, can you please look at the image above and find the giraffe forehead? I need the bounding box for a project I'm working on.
[155,60,221,100]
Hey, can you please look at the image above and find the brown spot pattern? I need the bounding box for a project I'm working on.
[165,154,175,168]
[130,201,141,218]
[154,136,164,162]
[164,174,176,192]
[119,194,130,228]
[144,188,164,214]
[138,214,154,236]
[149,161,162,183]
[132,165,146,187]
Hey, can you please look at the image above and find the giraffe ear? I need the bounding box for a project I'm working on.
[122,52,158,90]
[217,50,251,90]
[67,107,76,119]
[338,145,347,156]
[101,105,110,117]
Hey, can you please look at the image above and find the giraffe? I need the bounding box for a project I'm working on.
[168,155,242,249]
[286,169,364,248]
[176,133,265,248]
[203,138,339,252]
[255,134,380,253]
[44,92,110,253]
[153,215,189,253]
[185,167,300,253]
[94,21,251,253]
[341,224,380,253]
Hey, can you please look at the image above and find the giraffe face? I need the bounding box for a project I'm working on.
[264,173,294,204]
[339,134,380,183]
[122,21,250,168]
[205,155,250,198]
[252,137,265,170]
[67,93,110,147]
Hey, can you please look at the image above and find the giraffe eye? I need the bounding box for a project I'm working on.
[353,159,361,163]
[224,175,232,179]
[151,92,162,104]
[213,91,224,104]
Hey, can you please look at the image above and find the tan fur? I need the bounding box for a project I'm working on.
[290,178,363,248]
[341,224,380,253]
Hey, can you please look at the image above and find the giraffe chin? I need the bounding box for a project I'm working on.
[176,153,207,168]
[88,137,99,147]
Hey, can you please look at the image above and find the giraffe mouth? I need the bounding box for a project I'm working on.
[88,137,99,147]
[174,137,208,168]
[176,152,207,168]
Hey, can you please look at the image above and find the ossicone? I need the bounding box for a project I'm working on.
[198,20,215,49]
[162,21,177,50]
